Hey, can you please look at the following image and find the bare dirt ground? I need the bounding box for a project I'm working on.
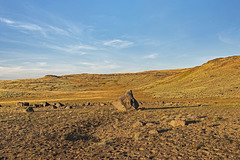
[0,102,239,159]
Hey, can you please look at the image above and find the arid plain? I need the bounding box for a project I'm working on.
[0,56,240,159]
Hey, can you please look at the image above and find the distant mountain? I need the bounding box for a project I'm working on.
[142,56,240,99]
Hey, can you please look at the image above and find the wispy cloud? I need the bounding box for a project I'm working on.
[218,34,234,45]
[78,61,119,72]
[0,17,14,24]
[103,39,134,49]
[0,17,72,38]
[47,25,69,36]
[45,44,97,55]
[0,17,42,31]
[143,53,158,59]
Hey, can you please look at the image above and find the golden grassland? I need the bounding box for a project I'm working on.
[0,69,182,105]
[0,56,240,105]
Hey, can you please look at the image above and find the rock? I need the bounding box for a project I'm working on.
[34,104,40,108]
[149,129,158,134]
[65,105,72,109]
[170,120,186,127]
[99,103,106,106]
[26,107,34,112]
[133,121,143,128]
[113,90,139,111]
[146,123,156,127]
[56,102,64,108]
[41,102,50,107]
[16,102,29,107]
[23,102,29,106]
[52,105,57,109]
[16,102,23,107]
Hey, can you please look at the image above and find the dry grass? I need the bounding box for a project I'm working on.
[142,56,240,100]
[0,69,181,105]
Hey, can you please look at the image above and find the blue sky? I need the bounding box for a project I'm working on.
[0,0,240,80]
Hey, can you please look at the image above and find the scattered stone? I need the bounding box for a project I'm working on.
[50,103,56,106]
[99,103,106,106]
[16,102,29,107]
[113,90,139,111]
[16,102,23,107]
[56,102,64,108]
[133,121,143,128]
[146,123,156,127]
[26,107,34,112]
[149,129,158,134]
[170,120,186,127]
[52,105,57,109]
[23,102,29,106]
[34,104,40,108]
[41,102,50,107]
[65,105,72,109]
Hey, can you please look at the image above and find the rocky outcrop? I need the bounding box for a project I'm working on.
[113,90,139,111]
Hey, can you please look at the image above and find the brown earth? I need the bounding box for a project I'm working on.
[0,103,239,159]
[0,56,240,159]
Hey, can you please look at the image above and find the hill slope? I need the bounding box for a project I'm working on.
[0,69,183,104]
[0,56,239,104]
[143,56,240,99]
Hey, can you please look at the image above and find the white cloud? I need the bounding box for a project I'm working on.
[47,25,69,35]
[17,24,43,31]
[45,44,97,54]
[143,53,158,59]
[0,16,45,37]
[0,17,15,24]
[0,17,70,37]
[78,61,119,72]
[67,44,97,51]
[103,39,134,48]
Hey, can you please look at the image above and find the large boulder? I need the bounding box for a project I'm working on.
[113,90,139,111]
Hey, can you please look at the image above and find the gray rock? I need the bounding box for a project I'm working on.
[41,102,50,107]
[56,102,64,108]
[65,105,72,109]
[113,90,139,111]
[26,107,34,112]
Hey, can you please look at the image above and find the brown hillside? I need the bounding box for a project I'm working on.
[143,56,240,99]
[0,69,183,104]
[0,56,239,105]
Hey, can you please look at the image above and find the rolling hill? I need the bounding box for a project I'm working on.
[0,56,239,104]
[143,56,240,99]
